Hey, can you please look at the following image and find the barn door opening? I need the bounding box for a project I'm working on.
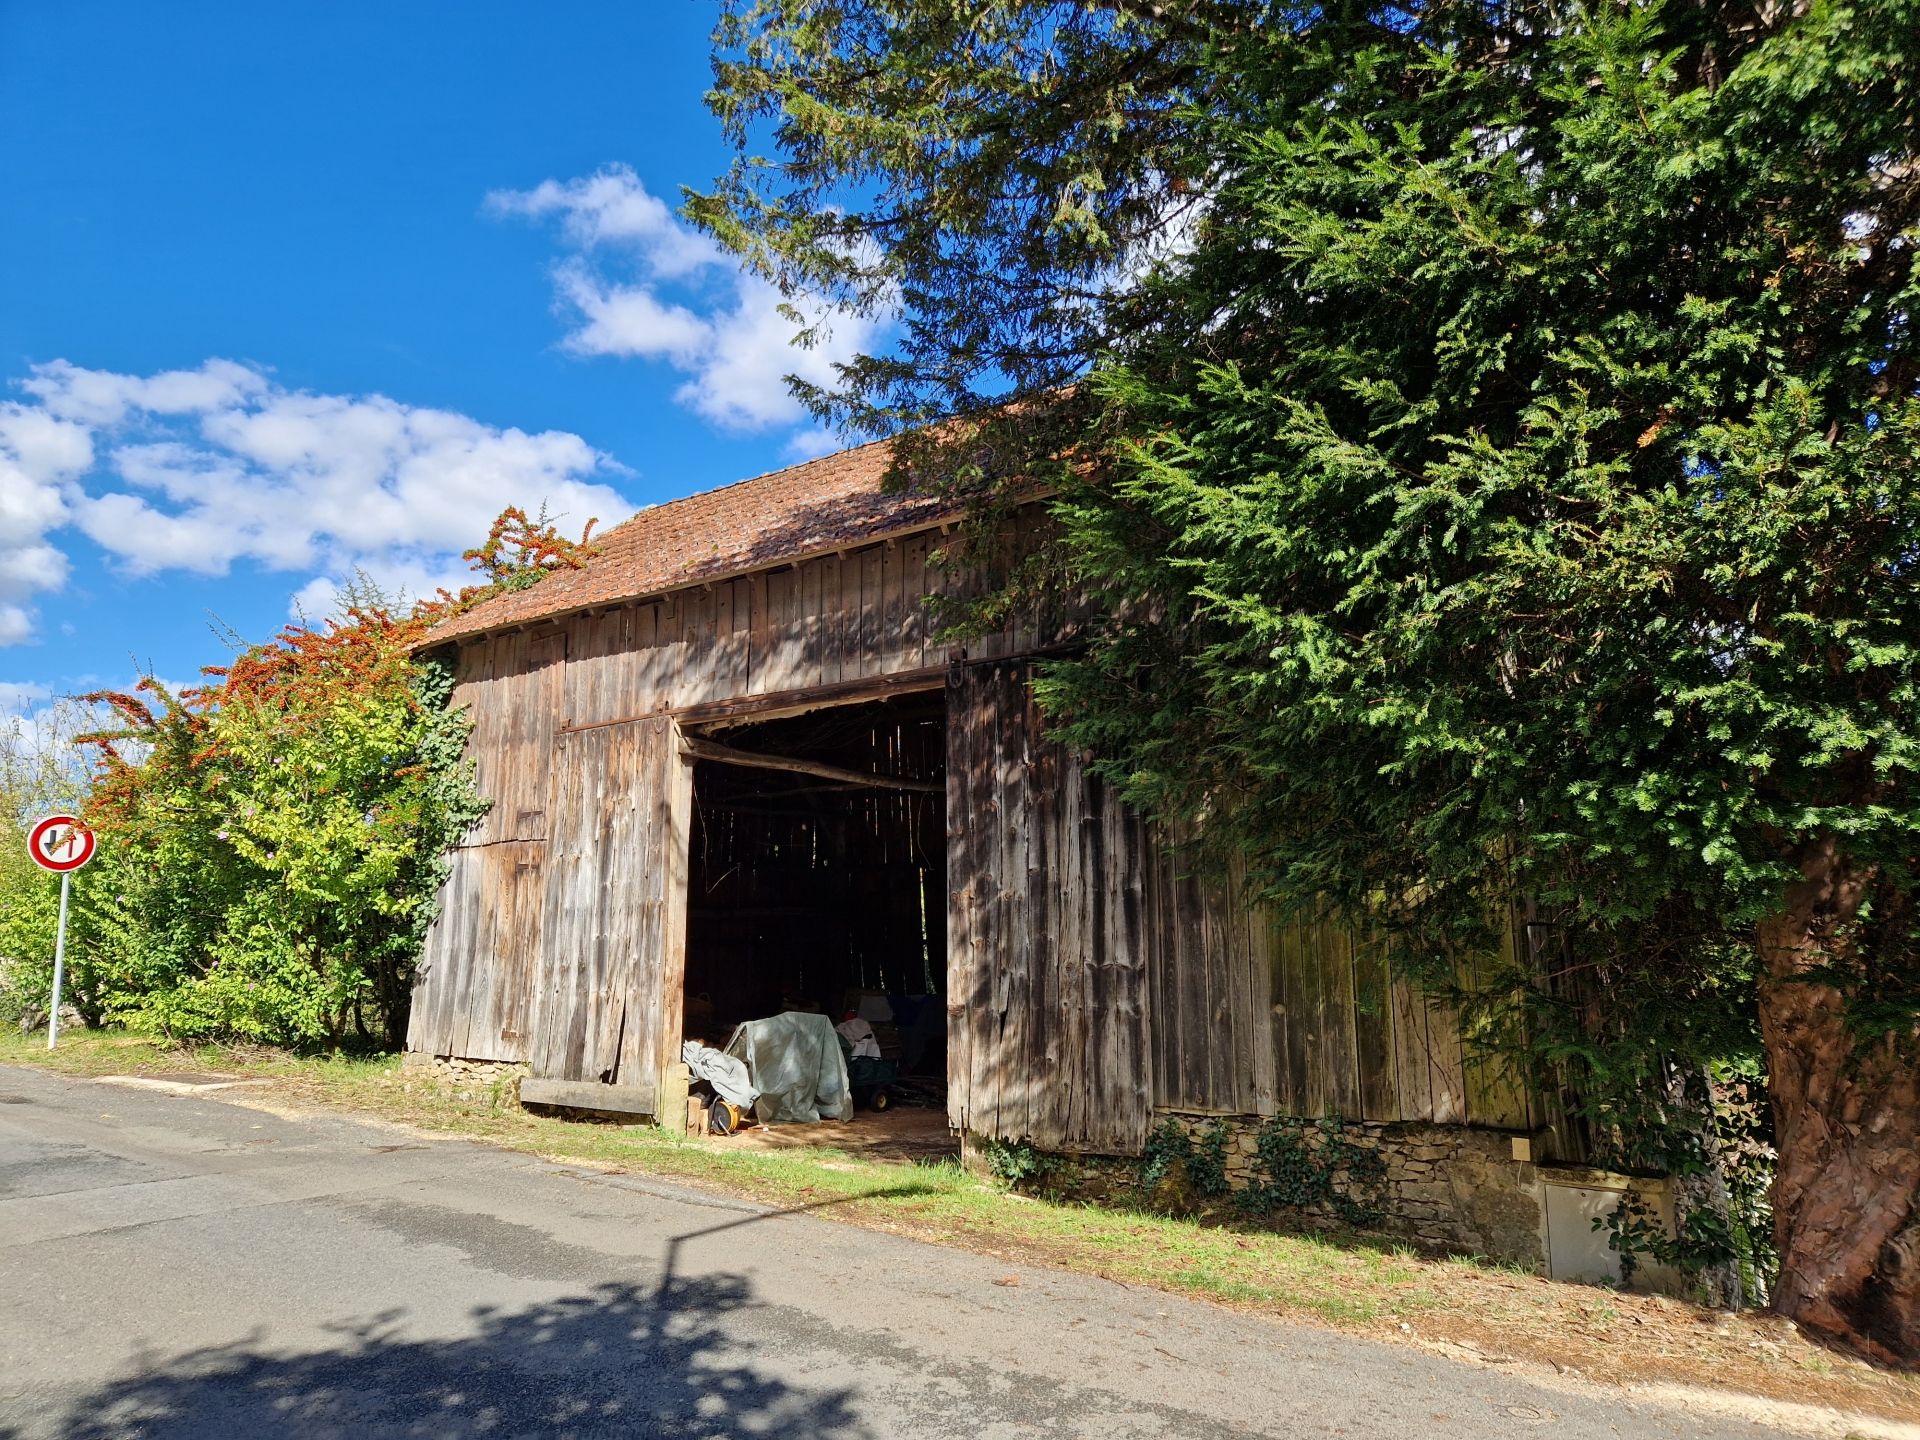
[680,692,950,1114]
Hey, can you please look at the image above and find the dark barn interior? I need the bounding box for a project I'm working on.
[681,693,948,1092]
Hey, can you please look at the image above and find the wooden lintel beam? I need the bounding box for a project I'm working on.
[556,666,948,739]
[681,736,943,794]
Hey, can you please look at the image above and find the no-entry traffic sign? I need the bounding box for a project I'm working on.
[28,814,96,873]
[28,814,95,1052]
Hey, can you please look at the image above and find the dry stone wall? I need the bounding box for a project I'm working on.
[400,1051,529,1102]
[1009,1111,1550,1269]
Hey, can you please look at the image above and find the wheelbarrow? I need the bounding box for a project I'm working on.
[847,1054,898,1112]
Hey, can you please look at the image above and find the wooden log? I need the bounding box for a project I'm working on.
[680,736,943,794]
[520,1077,659,1116]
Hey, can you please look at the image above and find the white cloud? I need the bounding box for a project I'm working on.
[22,357,269,427]
[486,165,722,279]
[0,680,50,715]
[0,400,93,642]
[491,164,886,436]
[781,427,844,463]
[0,358,634,646]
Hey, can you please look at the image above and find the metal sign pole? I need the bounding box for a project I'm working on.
[27,815,93,1050]
[48,870,70,1051]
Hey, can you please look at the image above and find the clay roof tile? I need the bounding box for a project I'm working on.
[427,436,955,644]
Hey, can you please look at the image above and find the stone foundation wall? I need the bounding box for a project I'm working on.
[997,1110,1550,1269]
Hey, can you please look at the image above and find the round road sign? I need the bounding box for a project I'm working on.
[28,814,95,873]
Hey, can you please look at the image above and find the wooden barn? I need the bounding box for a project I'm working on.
[409,439,1635,1275]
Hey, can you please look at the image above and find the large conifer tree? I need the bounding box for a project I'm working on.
[700,0,1920,1359]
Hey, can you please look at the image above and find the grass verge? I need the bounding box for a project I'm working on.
[5,1029,1918,1429]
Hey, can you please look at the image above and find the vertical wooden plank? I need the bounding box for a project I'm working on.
[1460,908,1534,1130]
[447,844,492,1062]
[655,593,688,707]
[1066,751,1098,1148]
[881,538,908,673]
[759,568,793,692]
[407,844,466,1055]
[837,553,862,679]
[1427,1005,1469,1125]
[677,587,716,711]
[858,545,884,682]
[993,661,1027,1140]
[1351,922,1399,1121]
[1147,839,1179,1110]
[1278,917,1311,1113]
[1216,862,1253,1114]
[1248,900,1281,1115]
[801,555,826,689]
[530,725,611,1081]
[1006,668,1036,1152]
[813,555,842,685]
[1175,858,1212,1114]
[970,663,1003,1136]
[710,582,743,701]
[492,843,545,1058]
[1390,974,1436,1121]
[660,729,694,1073]
[901,533,931,670]
[945,655,1150,1155]
[944,660,973,1134]
[580,726,635,1079]
[1234,866,1266,1114]
[743,575,766,696]
[1112,783,1152,1144]
[1319,915,1362,1117]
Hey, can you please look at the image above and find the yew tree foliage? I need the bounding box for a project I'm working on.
[704,0,1919,957]
[0,508,597,1048]
[703,0,1920,1350]
[1048,1,1920,981]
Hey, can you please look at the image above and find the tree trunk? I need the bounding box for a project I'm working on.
[1756,836,1920,1365]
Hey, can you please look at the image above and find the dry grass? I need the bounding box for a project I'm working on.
[7,1030,1918,1430]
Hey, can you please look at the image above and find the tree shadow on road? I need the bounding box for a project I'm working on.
[3,1194,909,1440]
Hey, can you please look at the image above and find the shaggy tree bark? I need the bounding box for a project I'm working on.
[1756,839,1920,1365]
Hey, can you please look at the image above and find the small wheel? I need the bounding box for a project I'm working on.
[869,1088,892,1112]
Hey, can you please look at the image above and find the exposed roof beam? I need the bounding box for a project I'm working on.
[680,736,943,795]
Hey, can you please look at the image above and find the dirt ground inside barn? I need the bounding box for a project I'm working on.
[707,1104,959,1163]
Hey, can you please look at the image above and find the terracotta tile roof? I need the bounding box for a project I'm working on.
[427,436,958,644]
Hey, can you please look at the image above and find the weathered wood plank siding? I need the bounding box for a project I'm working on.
[413,510,1544,1143]
[946,658,1151,1154]
[941,659,1536,1139]
[529,715,691,1086]
[1147,862,1535,1130]
[559,533,952,731]
[411,530,958,1063]
[407,629,565,1060]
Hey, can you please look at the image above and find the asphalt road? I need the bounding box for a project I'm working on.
[0,1064,1790,1439]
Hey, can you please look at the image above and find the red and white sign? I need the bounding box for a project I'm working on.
[28,814,95,873]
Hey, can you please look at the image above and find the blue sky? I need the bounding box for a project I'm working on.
[0,3,873,718]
